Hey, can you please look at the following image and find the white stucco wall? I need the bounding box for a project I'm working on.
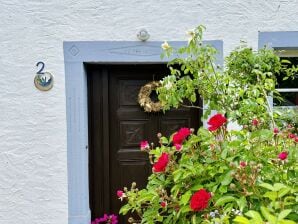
[0,0,297,223]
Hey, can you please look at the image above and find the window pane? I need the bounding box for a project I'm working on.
[274,57,298,107]
[274,91,298,106]
[277,57,298,89]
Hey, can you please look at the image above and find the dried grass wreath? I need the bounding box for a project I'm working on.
[138,81,163,112]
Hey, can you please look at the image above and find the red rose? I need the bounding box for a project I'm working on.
[178,128,191,138]
[153,153,169,172]
[207,114,227,131]
[173,127,191,146]
[273,128,279,134]
[173,132,184,145]
[278,151,288,160]
[190,189,211,211]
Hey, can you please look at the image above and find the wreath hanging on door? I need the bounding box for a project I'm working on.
[138,81,163,112]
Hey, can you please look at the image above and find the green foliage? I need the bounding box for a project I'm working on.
[158,26,297,127]
[274,108,298,134]
[118,26,298,224]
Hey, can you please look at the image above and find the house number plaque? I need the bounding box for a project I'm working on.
[34,61,54,91]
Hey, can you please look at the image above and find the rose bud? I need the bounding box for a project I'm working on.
[160,201,167,208]
[240,161,247,167]
[140,140,149,151]
[252,118,259,126]
[278,151,288,160]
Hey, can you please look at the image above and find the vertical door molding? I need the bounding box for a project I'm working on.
[63,40,223,224]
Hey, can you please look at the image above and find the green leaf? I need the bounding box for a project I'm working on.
[160,136,169,144]
[264,191,278,201]
[180,205,191,213]
[278,188,291,198]
[259,182,274,191]
[273,183,287,191]
[173,170,183,183]
[156,215,163,222]
[237,197,247,211]
[180,191,192,205]
[260,206,277,224]
[245,210,263,223]
[215,196,236,206]
[281,59,291,64]
[221,171,233,186]
[191,214,197,224]
[219,185,228,193]
[190,184,203,191]
[119,204,131,215]
[233,216,250,224]
[256,98,264,105]
[221,147,228,159]
[278,209,292,220]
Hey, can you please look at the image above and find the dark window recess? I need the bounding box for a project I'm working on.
[274,57,298,107]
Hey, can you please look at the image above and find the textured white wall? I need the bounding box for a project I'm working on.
[0,0,297,223]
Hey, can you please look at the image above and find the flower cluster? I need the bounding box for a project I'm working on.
[91,214,118,224]
[118,111,297,223]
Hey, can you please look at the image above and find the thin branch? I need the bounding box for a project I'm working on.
[181,104,204,110]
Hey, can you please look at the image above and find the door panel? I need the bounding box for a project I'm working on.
[88,64,201,222]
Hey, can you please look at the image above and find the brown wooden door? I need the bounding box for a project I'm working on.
[88,64,201,223]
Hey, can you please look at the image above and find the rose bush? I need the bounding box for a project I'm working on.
[118,26,298,224]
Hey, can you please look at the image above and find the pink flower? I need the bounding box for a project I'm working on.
[252,118,259,126]
[108,214,118,224]
[295,137,298,143]
[207,114,227,131]
[278,151,288,160]
[153,153,169,173]
[94,214,118,224]
[117,190,123,198]
[160,201,167,208]
[273,128,279,134]
[240,161,247,167]
[117,190,126,201]
[140,140,149,150]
